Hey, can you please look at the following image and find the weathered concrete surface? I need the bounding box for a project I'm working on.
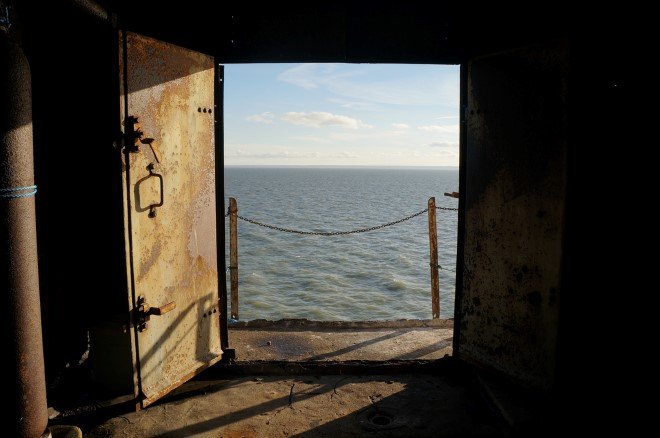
[231,318,453,330]
[229,325,453,362]
[86,375,510,437]
[461,41,568,390]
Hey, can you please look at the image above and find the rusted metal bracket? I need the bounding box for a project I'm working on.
[136,296,176,332]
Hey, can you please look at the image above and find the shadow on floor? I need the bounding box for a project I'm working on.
[85,359,515,437]
[307,330,411,361]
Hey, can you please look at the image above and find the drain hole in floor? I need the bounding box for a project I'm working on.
[369,412,393,426]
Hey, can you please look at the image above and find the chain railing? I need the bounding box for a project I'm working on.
[236,207,430,236]
[225,197,458,320]
[223,206,458,224]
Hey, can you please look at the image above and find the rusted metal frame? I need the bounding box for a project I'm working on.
[214,63,230,353]
[0,21,48,437]
[452,62,468,356]
[229,197,239,320]
[119,28,144,409]
[428,197,440,319]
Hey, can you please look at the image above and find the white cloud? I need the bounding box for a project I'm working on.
[226,149,318,159]
[224,146,358,161]
[278,64,460,106]
[277,64,330,89]
[327,98,376,110]
[288,135,331,144]
[432,150,457,156]
[375,148,459,160]
[327,151,360,158]
[427,142,458,149]
[246,112,274,124]
[392,123,409,130]
[329,132,385,142]
[281,112,372,130]
[418,124,460,133]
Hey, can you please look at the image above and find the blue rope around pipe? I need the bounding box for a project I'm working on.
[0,185,38,198]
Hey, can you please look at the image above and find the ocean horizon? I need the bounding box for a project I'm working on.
[225,164,459,169]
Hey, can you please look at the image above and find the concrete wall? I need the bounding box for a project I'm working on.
[460,42,568,390]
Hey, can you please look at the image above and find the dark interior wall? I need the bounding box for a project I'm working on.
[18,1,132,400]
[14,0,595,400]
[460,42,568,390]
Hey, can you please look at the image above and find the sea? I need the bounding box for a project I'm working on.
[224,166,458,321]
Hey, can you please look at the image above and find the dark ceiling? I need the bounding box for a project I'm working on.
[16,0,594,64]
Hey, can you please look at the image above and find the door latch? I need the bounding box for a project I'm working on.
[124,115,143,152]
[136,296,176,332]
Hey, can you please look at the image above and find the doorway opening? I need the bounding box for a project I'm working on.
[222,63,460,363]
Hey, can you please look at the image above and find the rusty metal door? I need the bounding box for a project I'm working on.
[459,42,568,388]
[119,31,222,408]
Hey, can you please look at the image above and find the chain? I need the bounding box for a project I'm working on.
[236,207,430,236]
[227,207,454,217]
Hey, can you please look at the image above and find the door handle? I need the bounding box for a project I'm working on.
[150,301,176,315]
[145,163,164,218]
[136,296,176,332]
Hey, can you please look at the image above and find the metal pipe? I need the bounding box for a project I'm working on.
[0,25,48,438]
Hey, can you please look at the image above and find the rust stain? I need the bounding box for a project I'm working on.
[124,31,220,407]
[138,239,161,281]
[141,354,223,408]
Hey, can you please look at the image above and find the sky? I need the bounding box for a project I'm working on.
[224,63,460,167]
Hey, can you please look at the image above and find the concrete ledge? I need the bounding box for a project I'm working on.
[206,359,445,376]
[229,324,453,361]
[229,318,454,331]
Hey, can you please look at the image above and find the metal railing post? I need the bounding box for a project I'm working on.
[229,197,239,320]
[428,197,440,319]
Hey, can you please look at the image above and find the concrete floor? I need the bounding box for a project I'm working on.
[86,374,510,437]
[72,321,507,437]
[229,323,453,362]
[53,321,553,437]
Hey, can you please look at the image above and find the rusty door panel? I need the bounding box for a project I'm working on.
[461,42,567,389]
[120,31,221,407]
